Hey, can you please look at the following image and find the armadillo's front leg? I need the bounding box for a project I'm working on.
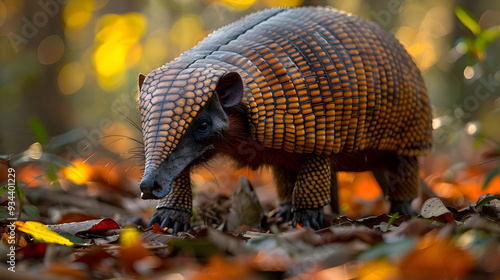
[292,156,332,230]
[147,170,192,233]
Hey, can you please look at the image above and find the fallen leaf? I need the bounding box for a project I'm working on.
[74,245,114,263]
[152,223,165,233]
[16,221,74,246]
[420,197,456,224]
[476,194,500,220]
[383,219,438,239]
[16,242,47,258]
[226,177,264,231]
[398,235,474,279]
[316,225,383,245]
[355,214,411,229]
[47,218,121,235]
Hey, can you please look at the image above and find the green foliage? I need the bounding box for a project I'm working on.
[29,116,49,145]
[15,184,24,202]
[475,26,500,54]
[475,195,500,208]
[455,7,480,35]
[58,232,86,246]
[0,206,9,218]
[386,212,399,231]
[22,204,40,219]
[455,6,500,65]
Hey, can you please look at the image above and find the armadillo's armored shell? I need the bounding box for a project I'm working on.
[140,6,432,173]
[185,7,432,156]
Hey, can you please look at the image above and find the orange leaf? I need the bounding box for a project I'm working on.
[152,223,165,233]
[399,236,474,278]
[190,256,254,280]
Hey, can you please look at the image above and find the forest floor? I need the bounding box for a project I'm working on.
[1,141,499,279]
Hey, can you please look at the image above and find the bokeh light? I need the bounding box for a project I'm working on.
[101,121,139,154]
[463,66,474,79]
[169,14,204,51]
[37,35,65,65]
[62,160,93,185]
[221,0,257,11]
[0,1,7,27]
[63,0,94,30]
[93,13,146,91]
[26,142,42,160]
[58,62,86,95]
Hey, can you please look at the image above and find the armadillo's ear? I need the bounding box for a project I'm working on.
[216,72,243,108]
[138,73,146,90]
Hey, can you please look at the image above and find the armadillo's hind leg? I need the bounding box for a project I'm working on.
[292,156,332,229]
[272,167,298,223]
[148,170,192,233]
[372,155,419,216]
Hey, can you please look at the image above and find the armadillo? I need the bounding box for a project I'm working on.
[138,7,432,232]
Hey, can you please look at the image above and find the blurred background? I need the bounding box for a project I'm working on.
[0,0,499,218]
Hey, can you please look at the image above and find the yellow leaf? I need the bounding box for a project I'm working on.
[15,221,74,246]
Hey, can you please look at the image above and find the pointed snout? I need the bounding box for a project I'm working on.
[139,174,158,199]
[139,166,173,199]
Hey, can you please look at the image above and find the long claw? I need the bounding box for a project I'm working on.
[148,207,192,233]
[161,217,171,229]
[292,217,298,228]
[173,221,181,234]
[292,208,325,230]
[303,218,311,229]
[311,216,319,230]
[148,212,160,227]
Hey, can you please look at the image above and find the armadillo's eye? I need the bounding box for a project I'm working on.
[198,121,209,132]
[194,118,212,142]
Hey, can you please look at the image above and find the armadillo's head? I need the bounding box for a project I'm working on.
[138,66,243,199]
